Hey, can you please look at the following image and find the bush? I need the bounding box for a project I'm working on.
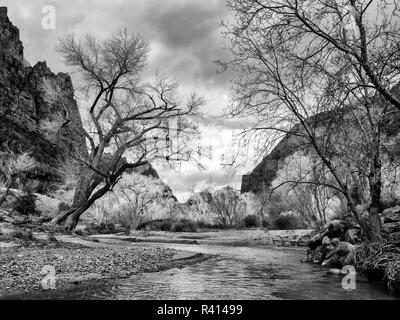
[243,214,260,228]
[171,219,198,232]
[171,221,185,232]
[137,219,173,231]
[87,222,116,234]
[272,215,304,230]
[137,218,198,232]
[197,221,224,230]
[159,220,172,231]
[14,192,38,216]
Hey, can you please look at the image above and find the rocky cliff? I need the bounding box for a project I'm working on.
[240,112,334,194]
[0,7,87,192]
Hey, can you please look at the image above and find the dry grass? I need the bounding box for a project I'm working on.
[356,240,400,292]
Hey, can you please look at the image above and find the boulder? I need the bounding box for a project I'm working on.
[322,235,331,246]
[322,241,355,267]
[333,242,355,257]
[327,220,346,238]
[308,230,328,249]
[308,245,325,264]
[344,228,361,244]
[331,238,340,246]
[328,268,343,275]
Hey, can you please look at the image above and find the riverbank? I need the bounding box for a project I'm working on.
[305,219,400,293]
[88,228,315,247]
[0,235,212,299]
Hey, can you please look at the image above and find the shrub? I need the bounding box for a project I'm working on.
[197,221,224,230]
[272,215,304,230]
[159,220,172,231]
[86,222,116,234]
[243,214,260,228]
[171,221,185,232]
[137,218,198,232]
[180,218,198,232]
[171,219,198,232]
[137,219,172,231]
[14,192,38,216]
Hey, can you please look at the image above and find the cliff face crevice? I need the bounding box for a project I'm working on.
[0,7,87,192]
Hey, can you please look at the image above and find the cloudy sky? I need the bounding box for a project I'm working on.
[3,0,259,200]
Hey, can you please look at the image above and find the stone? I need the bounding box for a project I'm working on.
[328,268,342,275]
[308,230,328,250]
[333,242,354,257]
[322,235,331,246]
[308,245,325,264]
[327,220,346,238]
[344,228,361,244]
[322,241,355,267]
[331,238,340,246]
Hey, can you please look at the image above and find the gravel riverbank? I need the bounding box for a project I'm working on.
[0,239,183,298]
[0,228,312,298]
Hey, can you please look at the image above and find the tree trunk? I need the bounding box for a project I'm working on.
[65,203,92,231]
[50,170,103,228]
[368,152,382,239]
[65,183,110,231]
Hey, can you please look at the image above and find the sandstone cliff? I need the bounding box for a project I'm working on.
[0,7,87,192]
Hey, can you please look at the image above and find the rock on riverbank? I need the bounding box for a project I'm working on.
[305,215,400,293]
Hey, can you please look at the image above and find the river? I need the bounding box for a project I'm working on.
[24,241,400,300]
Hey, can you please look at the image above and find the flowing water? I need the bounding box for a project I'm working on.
[22,242,399,300]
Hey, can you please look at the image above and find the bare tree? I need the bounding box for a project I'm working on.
[210,186,246,227]
[0,145,36,206]
[50,29,204,230]
[221,0,400,238]
[113,173,164,229]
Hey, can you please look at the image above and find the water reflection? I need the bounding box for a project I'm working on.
[89,244,398,300]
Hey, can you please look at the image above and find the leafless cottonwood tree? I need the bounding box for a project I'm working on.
[113,173,165,229]
[0,146,36,207]
[50,30,204,230]
[210,186,245,227]
[221,0,400,238]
